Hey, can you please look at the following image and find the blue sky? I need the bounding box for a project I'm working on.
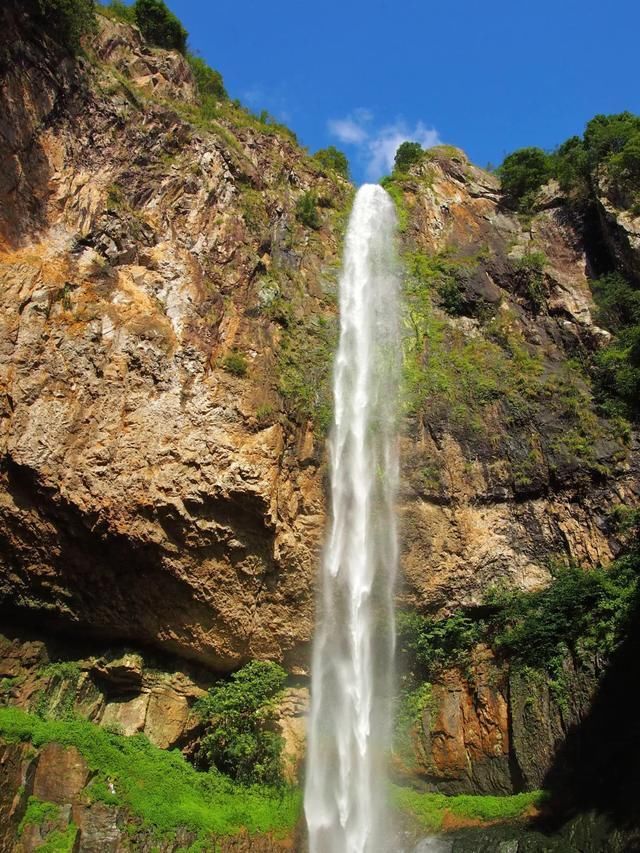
[163,0,639,184]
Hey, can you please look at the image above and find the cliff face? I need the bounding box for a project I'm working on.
[0,4,349,674]
[397,148,638,613]
[389,147,640,797]
[2,3,640,850]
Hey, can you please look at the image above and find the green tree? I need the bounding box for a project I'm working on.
[394,141,423,173]
[296,191,320,229]
[133,0,187,53]
[35,0,97,52]
[582,112,640,168]
[196,661,287,787]
[496,147,553,211]
[313,146,350,179]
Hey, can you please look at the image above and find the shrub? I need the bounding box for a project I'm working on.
[221,351,248,377]
[35,0,97,52]
[394,141,423,173]
[513,251,547,312]
[313,146,350,179]
[497,147,554,211]
[195,661,287,787]
[397,610,481,678]
[187,54,227,101]
[594,325,640,419]
[591,273,640,333]
[590,272,640,418]
[99,1,135,24]
[133,0,187,53]
[486,559,639,671]
[295,191,320,229]
[278,313,336,432]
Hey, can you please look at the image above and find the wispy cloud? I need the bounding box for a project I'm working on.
[327,108,373,144]
[327,110,441,180]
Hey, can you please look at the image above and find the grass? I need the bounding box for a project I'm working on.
[0,708,300,840]
[392,786,544,833]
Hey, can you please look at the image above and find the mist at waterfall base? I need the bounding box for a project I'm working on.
[304,184,401,853]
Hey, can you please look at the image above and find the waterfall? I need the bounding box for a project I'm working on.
[304,184,401,853]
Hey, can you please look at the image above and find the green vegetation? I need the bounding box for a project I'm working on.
[296,191,321,229]
[496,148,554,212]
[399,525,639,684]
[513,251,547,312]
[33,661,82,721]
[487,556,639,672]
[278,313,337,433]
[221,351,248,377]
[394,141,424,173]
[19,797,60,835]
[397,610,481,679]
[187,54,227,102]
[379,176,410,231]
[133,0,187,52]
[392,786,544,832]
[195,661,287,788]
[37,825,78,852]
[0,707,300,839]
[313,146,350,179]
[36,0,97,52]
[99,0,135,23]
[589,272,640,419]
[393,682,433,766]
[498,111,640,211]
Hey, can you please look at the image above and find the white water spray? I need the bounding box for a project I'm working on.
[304,184,401,853]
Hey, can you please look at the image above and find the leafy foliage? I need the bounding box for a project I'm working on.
[589,272,640,419]
[497,147,554,211]
[513,251,547,312]
[35,0,97,52]
[133,0,187,53]
[187,54,227,101]
[0,707,300,838]
[221,351,248,377]
[295,191,321,229]
[498,112,640,210]
[394,141,424,173]
[400,542,639,684]
[313,146,350,179]
[195,661,287,787]
[397,611,481,679]
[486,558,639,670]
[379,176,409,231]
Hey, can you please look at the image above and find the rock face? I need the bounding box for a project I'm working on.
[396,147,639,615]
[0,1,348,673]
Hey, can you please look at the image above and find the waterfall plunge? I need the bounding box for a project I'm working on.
[304,184,401,853]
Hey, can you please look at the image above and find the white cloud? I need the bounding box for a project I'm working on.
[365,121,441,179]
[327,111,441,181]
[327,108,372,144]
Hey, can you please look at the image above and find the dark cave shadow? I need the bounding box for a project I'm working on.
[532,582,640,843]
